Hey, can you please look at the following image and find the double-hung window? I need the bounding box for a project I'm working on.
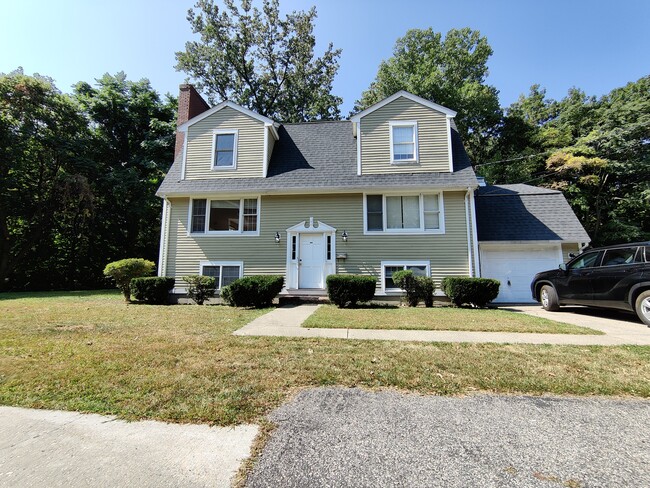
[212,130,238,169]
[190,197,259,234]
[382,262,430,293]
[389,121,418,163]
[200,261,242,289]
[365,193,443,233]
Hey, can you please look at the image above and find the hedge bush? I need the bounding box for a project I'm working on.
[130,277,175,304]
[326,274,376,308]
[103,258,155,301]
[392,271,436,307]
[220,275,284,308]
[441,277,500,308]
[182,275,216,305]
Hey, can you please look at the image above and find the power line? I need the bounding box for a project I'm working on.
[474,151,552,168]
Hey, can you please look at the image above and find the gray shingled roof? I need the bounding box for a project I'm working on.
[157,120,477,196]
[476,184,590,242]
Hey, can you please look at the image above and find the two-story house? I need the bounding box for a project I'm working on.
[156,85,589,302]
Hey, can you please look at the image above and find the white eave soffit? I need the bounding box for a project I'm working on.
[350,90,457,122]
[177,100,280,139]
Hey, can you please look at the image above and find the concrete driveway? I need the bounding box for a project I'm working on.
[247,387,650,488]
[0,407,258,488]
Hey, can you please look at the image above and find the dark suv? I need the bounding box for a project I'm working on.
[531,242,650,326]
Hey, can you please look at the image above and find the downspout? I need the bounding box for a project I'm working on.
[157,198,170,277]
[469,188,481,277]
[464,190,474,277]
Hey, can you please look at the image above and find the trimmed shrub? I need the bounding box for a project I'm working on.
[182,275,217,305]
[441,277,500,308]
[392,270,420,307]
[130,277,175,304]
[103,258,155,301]
[220,275,284,308]
[326,274,376,308]
[418,276,436,308]
[392,271,437,307]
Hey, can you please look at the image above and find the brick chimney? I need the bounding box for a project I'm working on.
[174,84,211,162]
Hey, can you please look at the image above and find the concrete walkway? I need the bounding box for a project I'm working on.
[0,406,258,488]
[233,304,650,345]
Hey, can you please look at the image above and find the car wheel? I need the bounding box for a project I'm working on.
[540,285,560,311]
[635,290,650,327]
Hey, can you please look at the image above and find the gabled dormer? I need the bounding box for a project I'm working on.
[176,87,279,180]
[350,91,457,176]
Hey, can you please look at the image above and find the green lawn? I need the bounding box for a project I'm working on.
[1,291,648,427]
[303,305,601,335]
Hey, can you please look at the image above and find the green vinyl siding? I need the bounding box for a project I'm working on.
[360,96,450,175]
[165,191,471,290]
[184,106,264,179]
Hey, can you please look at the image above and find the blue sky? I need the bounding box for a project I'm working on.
[2,0,648,115]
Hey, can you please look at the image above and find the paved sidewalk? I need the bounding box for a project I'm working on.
[0,407,258,488]
[233,304,650,345]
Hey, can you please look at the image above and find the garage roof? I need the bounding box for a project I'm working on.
[476,184,590,243]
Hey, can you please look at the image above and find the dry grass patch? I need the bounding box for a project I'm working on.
[1,292,647,426]
[303,304,601,335]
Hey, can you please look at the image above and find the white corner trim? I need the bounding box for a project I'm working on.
[157,198,169,277]
[446,117,454,173]
[469,189,481,277]
[211,129,239,171]
[464,190,474,277]
[180,134,188,180]
[263,126,269,178]
[356,121,362,176]
[388,120,419,164]
[350,90,457,122]
[177,100,275,132]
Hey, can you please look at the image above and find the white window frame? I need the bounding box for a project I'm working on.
[211,129,239,170]
[363,192,445,235]
[380,260,431,295]
[188,196,260,236]
[199,261,243,290]
[389,120,419,164]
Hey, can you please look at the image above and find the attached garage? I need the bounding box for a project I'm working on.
[475,184,590,303]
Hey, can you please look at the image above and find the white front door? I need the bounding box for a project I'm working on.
[299,234,325,288]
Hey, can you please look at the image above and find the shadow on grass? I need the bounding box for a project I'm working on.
[0,289,120,301]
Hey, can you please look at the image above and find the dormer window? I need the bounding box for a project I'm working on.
[389,121,418,164]
[212,129,238,169]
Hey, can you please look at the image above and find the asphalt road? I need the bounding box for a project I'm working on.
[247,388,650,487]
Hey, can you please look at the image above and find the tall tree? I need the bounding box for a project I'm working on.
[0,69,91,290]
[175,0,342,122]
[354,27,502,163]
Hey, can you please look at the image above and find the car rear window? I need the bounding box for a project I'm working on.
[601,248,637,266]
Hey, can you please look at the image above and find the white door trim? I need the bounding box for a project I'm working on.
[285,218,337,290]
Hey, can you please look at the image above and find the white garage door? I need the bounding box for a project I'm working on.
[480,246,561,303]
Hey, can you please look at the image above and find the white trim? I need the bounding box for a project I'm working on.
[263,126,269,178]
[356,122,362,176]
[189,196,260,236]
[469,190,480,277]
[284,219,337,290]
[389,120,419,164]
[362,191,445,235]
[211,129,238,170]
[464,190,473,277]
[350,90,457,121]
[178,100,275,132]
[157,198,169,277]
[180,134,188,180]
[446,117,454,173]
[380,260,431,295]
[199,260,244,289]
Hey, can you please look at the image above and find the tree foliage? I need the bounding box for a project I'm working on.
[481,76,650,245]
[354,27,502,163]
[0,70,176,291]
[175,0,342,122]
